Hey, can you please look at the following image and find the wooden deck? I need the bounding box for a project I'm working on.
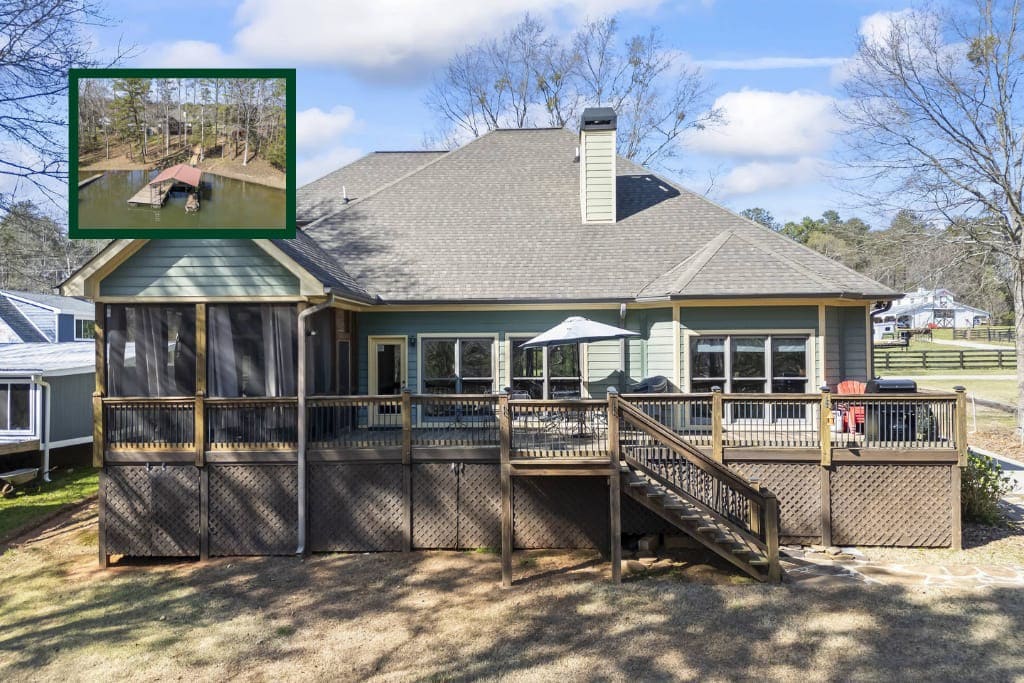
[127,182,170,207]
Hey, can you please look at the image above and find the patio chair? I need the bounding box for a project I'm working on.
[835,380,867,434]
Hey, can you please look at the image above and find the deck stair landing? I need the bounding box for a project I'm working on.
[616,397,781,582]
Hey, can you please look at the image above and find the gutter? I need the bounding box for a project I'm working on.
[295,291,336,555]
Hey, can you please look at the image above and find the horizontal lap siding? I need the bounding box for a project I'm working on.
[46,372,94,442]
[100,240,299,297]
[357,309,673,397]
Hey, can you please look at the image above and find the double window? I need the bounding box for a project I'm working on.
[510,338,581,399]
[421,337,495,394]
[75,319,96,340]
[690,334,810,420]
[0,383,32,433]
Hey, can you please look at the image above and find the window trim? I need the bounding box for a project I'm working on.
[74,317,96,341]
[685,329,814,426]
[0,382,36,436]
[507,334,583,400]
[416,333,498,395]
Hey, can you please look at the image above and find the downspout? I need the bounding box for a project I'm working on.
[37,375,50,482]
[619,303,627,391]
[296,292,335,555]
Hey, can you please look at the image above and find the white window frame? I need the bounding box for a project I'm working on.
[507,335,583,400]
[686,329,814,426]
[417,334,498,426]
[0,382,36,436]
[74,317,96,341]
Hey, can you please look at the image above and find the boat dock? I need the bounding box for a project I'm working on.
[127,183,171,207]
[78,173,103,189]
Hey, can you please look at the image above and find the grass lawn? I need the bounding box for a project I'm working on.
[0,468,98,540]
[2,504,1024,681]
[915,378,1017,403]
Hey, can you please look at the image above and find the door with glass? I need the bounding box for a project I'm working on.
[369,337,406,425]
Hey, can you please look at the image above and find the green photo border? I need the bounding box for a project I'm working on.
[68,67,296,239]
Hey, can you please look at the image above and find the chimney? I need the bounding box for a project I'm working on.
[579,107,617,223]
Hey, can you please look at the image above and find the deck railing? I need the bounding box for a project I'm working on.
[507,399,609,458]
[103,397,195,450]
[206,397,298,450]
[97,388,967,464]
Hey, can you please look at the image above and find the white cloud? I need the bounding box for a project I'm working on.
[137,40,242,68]
[698,56,847,71]
[830,9,938,84]
[231,0,662,73]
[690,89,840,158]
[298,145,364,186]
[296,106,357,151]
[717,157,825,197]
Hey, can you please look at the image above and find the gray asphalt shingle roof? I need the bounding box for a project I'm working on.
[297,151,447,225]
[0,342,96,374]
[2,290,94,316]
[0,296,47,343]
[271,231,372,302]
[298,128,897,303]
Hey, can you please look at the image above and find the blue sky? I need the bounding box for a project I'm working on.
[92,0,914,225]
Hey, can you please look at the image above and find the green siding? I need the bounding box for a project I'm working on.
[46,372,94,442]
[100,240,300,298]
[357,309,659,397]
[823,305,869,386]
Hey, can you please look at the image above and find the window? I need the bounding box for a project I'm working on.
[207,305,297,397]
[510,337,581,399]
[421,337,494,394]
[75,319,96,340]
[0,383,32,433]
[689,334,810,421]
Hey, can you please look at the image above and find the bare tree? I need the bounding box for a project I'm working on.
[424,14,721,172]
[0,0,130,206]
[839,0,1024,427]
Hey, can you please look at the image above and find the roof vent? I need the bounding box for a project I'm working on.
[579,107,617,223]
[342,185,349,204]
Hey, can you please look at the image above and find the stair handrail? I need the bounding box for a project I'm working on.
[616,397,781,579]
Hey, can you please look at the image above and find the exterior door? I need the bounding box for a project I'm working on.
[369,337,406,425]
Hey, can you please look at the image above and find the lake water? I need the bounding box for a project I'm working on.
[77,170,285,230]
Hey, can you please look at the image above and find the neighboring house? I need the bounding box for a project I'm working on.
[63,108,968,579]
[0,290,95,344]
[877,287,990,329]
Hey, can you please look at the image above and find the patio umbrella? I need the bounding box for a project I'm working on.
[520,316,639,348]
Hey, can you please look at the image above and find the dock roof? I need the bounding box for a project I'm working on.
[150,164,202,187]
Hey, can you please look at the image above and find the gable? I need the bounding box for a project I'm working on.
[99,239,300,298]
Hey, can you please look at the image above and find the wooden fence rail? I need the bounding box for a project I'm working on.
[952,327,1014,342]
[874,348,1017,370]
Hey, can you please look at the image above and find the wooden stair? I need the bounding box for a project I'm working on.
[619,462,776,582]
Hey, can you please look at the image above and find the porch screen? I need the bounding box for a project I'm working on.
[106,305,196,397]
[208,304,298,397]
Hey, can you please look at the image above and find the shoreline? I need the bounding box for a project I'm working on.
[79,161,286,190]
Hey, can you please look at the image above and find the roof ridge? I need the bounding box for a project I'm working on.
[654,231,734,295]
[304,135,489,234]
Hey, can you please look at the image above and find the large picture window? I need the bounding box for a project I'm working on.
[0,383,32,433]
[421,337,494,394]
[510,337,581,399]
[690,334,810,421]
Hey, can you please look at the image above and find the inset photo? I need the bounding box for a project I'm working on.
[70,69,294,239]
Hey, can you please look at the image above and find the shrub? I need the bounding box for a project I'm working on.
[961,450,1013,525]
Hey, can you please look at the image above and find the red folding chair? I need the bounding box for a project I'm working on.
[836,380,866,433]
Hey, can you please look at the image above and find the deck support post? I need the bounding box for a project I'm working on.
[97,468,108,568]
[195,304,207,467]
[499,392,513,588]
[401,388,412,553]
[607,388,621,583]
[711,387,723,463]
[93,302,106,469]
[200,467,210,561]
[764,491,781,583]
[954,386,968,467]
[952,386,966,550]
[820,466,832,548]
[819,387,832,467]
[951,463,962,550]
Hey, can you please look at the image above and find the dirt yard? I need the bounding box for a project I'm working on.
[2,504,1024,681]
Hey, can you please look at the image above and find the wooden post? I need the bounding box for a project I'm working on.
[195,305,207,467]
[747,478,761,538]
[499,393,513,588]
[93,302,105,468]
[97,468,108,568]
[711,386,723,463]
[819,386,832,467]
[954,386,968,467]
[607,388,621,583]
[951,463,963,550]
[401,388,412,553]
[194,393,205,466]
[820,466,832,548]
[200,467,210,561]
[764,492,781,583]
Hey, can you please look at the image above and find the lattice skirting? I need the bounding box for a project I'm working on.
[729,462,823,544]
[831,464,952,547]
[209,464,297,555]
[310,463,404,552]
[513,476,609,549]
[104,465,200,557]
[411,463,501,550]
